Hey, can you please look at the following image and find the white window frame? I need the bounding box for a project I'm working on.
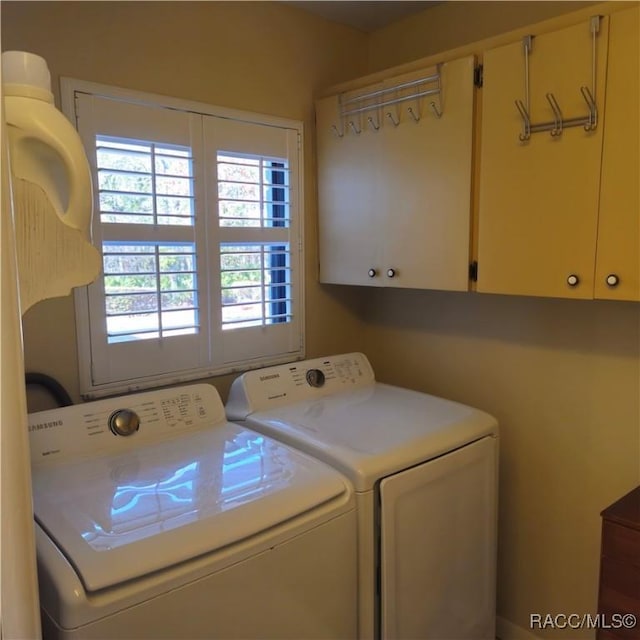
[61,78,305,398]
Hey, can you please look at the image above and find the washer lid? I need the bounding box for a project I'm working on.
[243,383,498,492]
[32,422,348,592]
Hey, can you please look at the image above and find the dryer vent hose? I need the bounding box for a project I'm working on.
[25,372,73,407]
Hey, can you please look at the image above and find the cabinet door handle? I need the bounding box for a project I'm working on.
[567,274,580,287]
[387,268,396,278]
[606,274,620,288]
[368,268,377,278]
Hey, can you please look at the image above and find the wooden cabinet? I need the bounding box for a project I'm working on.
[477,17,609,299]
[316,56,476,290]
[598,486,640,640]
[477,8,639,301]
[315,6,637,301]
[594,6,639,301]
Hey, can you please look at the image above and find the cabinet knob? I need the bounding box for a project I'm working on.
[566,274,580,287]
[386,268,396,278]
[368,268,377,278]
[606,274,620,288]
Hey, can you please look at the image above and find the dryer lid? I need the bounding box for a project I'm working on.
[242,383,498,491]
[32,422,348,592]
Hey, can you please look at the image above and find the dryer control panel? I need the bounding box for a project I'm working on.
[28,384,226,465]
[226,352,376,418]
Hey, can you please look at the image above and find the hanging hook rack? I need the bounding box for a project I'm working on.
[514,16,601,142]
[339,67,442,124]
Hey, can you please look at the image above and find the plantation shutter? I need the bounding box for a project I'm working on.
[75,94,209,386]
[70,82,304,396]
[203,117,303,366]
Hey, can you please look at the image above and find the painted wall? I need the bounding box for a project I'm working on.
[362,2,639,638]
[363,290,639,638]
[1,0,369,408]
[367,0,597,72]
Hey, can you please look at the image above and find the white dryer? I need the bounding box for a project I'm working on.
[226,353,499,640]
[28,383,357,639]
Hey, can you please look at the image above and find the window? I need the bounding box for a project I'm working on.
[65,81,304,397]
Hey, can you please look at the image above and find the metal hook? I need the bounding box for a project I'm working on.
[367,115,380,131]
[330,124,344,138]
[510,19,600,141]
[429,101,442,119]
[522,36,533,112]
[407,106,420,123]
[348,120,361,135]
[385,111,400,127]
[545,93,563,137]
[515,99,531,142]
[515,35,533,142]
[580,86,597,131]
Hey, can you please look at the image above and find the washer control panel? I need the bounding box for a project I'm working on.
[226,352,376,417]
[28,384,225,465]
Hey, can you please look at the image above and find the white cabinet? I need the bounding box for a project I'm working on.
[316,86,384,286]
[316,56,476,290]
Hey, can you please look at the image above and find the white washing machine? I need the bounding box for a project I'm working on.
[28,383,358,639]
[226,353,499,640]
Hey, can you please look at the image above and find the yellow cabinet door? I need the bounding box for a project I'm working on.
[316,92,384,286]
[594,6,639,301]
[380,56,475,291]
[316,56,475,291]
[477,17,609,298]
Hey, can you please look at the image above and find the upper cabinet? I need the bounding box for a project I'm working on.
[593,6,639,301]
[476,7,639,302]
[316,56,476,290]
[315,5,638,302]
[477,17,609,299]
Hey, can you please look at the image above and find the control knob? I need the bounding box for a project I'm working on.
[108,409,140,437]
[305,368,326,388]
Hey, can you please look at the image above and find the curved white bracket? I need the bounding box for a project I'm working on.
[4,95,93,237]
